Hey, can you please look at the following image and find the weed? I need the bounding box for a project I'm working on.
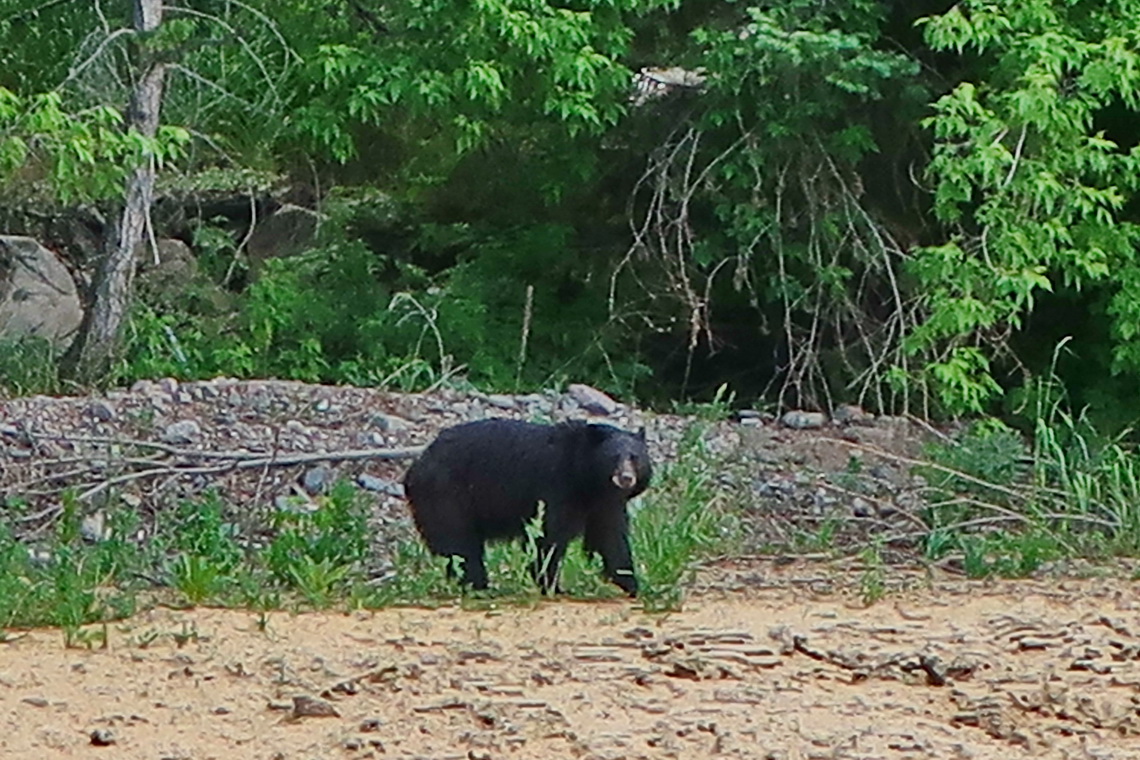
[266,480,370,585]
[859,541,886,605]
[0,336,59,396]
[286,556,352,608]
[173,621,200,648]
[672,383,735,421]
[630,422,740,611]
[171,554,228,605]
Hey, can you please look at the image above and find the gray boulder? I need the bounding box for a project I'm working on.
[0,236,83,347]
[246,204,321,273]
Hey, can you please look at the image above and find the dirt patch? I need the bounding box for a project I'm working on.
[3,566,1139,759]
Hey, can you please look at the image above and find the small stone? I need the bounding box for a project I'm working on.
[357,474,404,497]
[359,718,384,732]
[301,466,332,495]
[276,494,318,515]
[313,398,331,413]
[487,394,516,410]
[832,403,874,426]
[26,547,52,567]
[284,419,308,434]
[160,419,201,445]
[85,400,116,422]
[780,410,827,429]
[80,511,109,542]
[89,729,116,746]
[158,377,179,396]
[21,697,49,708]
[566,383,618,416]
[291,695,340,719]
[852,497,873,518]
[369,412,411,432]
[130,379,158,394]
[868,464,893,481]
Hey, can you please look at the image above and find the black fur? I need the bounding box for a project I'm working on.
[402,418,652,596]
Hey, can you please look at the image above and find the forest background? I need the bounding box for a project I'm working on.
[3,0,1140,433]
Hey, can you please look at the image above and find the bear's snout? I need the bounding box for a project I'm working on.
[612,459,639,490]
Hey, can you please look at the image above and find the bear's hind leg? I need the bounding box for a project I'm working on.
[433,533,489,591]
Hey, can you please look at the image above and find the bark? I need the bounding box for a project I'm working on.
[61,0,166,385]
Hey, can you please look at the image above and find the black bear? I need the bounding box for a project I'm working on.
[402,418,652,596]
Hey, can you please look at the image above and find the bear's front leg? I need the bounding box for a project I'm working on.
[583,507,638,597]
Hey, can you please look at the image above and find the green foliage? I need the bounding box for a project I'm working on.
[911,0,1140,412]
[630,422,740,610]
[171,554,228,605]
[620,1,925,409]
[922,418,1030,497]
[914,392,1140,576]
[0,336,59,397]
[282,0,656,162]
[0,87,190,204]
[265,480,371,591]
[120,201,649,394]
[672,383,735,421]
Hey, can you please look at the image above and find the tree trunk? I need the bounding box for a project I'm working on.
[61,0,166,385]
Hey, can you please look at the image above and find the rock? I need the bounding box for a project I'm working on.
[284,419,310,435]
[567,383,618,416]
[290,694,340,719]
[0,236,83,347]
[301,466,332,495]
[135,239,232,313]
[487,394,516,410]
[780,410,827,430]
[851,497,873,518]
[157,377,179,396]
[26,547,52,567]
[832,404,874,426]
[359,718,384,732]
[85,400,116,422]
[21,697,49,708]
[735,409,772,424]
[160,419,202,445]
[246,204,321,274]
[357,474,404,497]
[80,511,109,542]
[89,729,116,747]
[369,412,411,433]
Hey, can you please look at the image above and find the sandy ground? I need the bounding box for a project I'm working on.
[3,566,1140,760]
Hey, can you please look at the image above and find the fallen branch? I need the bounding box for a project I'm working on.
[2,436,424,505]
[24,433,424,464]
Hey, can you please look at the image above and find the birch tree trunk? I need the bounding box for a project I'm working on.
[61,0,166,384]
